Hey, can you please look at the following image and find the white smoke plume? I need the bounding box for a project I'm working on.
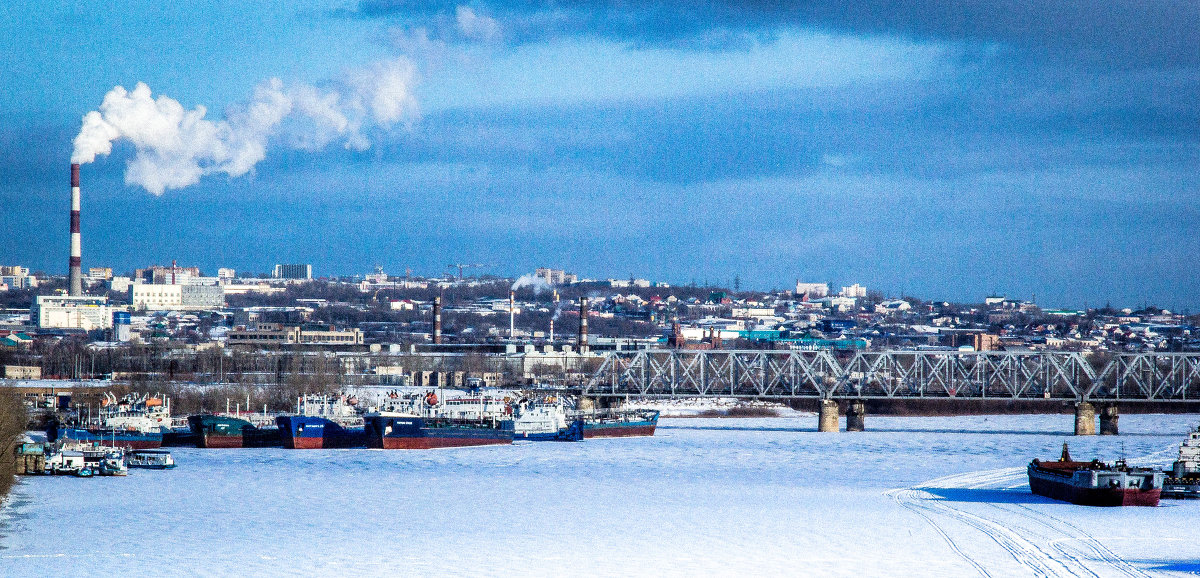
[511,273,551,293]
[71,57,419,195]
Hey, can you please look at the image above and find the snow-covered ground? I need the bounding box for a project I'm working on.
[2,414,1198,577]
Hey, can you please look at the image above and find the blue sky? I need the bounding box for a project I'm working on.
[1,1,1197,309]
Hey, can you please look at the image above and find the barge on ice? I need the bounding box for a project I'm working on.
[574,409,659,438]
[1028,444,1163,507]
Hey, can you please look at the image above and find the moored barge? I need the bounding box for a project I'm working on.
[1028,444,1163,507]
[576,409,660,438]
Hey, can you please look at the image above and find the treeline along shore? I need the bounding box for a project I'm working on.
[1,389,29,500]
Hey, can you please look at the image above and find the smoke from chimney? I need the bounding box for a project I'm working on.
[70,58,419,195]
[68,163,82,296]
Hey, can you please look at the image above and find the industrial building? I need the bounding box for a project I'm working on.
[226,324,363,347]
[130,283,225,311]
[33,295,113,330]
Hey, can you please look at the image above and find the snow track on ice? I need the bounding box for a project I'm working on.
[887,467,1153,578]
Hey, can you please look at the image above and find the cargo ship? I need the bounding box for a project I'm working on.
[1164,424,1200,499]
[277,416,366,449]
[363,413,513,449]
[48,392,173,449]
[277,394,366,449]
[575,409,660,438]
[55,427,164,450]
[1028,443,1163,507]
[187,415,280,448]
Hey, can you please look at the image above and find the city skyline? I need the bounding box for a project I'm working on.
[2,1,1198,309]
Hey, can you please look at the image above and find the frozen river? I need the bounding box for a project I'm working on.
[2,414,1198,577]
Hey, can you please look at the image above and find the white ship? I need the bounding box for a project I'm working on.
[1164,424,1200,499]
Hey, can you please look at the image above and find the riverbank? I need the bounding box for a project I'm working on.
[0,389,28,501]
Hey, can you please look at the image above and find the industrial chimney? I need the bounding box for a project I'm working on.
[578,297,589,352]
[509,291,516,339]
[433,296,442,344]
[68,163,83,296]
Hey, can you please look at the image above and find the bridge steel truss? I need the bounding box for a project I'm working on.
[583,350,1200,402]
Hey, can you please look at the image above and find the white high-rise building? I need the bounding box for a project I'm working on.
[840,284,867,298]
[33,295,113,330]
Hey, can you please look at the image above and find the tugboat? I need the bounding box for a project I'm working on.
[1028,443,1163,507]
[574,408,660,438]
[1163,424,1200,499]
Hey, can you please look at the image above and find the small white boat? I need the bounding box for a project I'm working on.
[128,449,176,469]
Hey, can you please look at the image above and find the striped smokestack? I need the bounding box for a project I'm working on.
[69,163,83,296]
[433,296,442,344]
[509,291,515,339]
[578,297,588,351]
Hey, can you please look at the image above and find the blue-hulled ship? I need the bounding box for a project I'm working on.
[277,394,366,449]
[364,412,513,449]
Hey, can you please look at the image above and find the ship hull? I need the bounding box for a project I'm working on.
[1163,477,1200,499]
[199,434,244,449]
[365,415,513,449]
[582,423,657,438]
[514,419,585,442]
[58,428,163,450]
[579,411,660,438]
[277,416,365,449]
[1028,463,1162,507]
[188,415,281,448]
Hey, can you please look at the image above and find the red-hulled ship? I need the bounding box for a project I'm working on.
[1028,443,1163,507]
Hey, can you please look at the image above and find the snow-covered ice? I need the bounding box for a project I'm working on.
[2,413,1198,577]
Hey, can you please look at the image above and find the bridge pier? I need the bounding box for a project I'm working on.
[846,400,866,432]
[818,399,839,432]
[1074,402,1096,436]
[1099,404,1119,436]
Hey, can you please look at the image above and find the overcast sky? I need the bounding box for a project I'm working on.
[1,1,1197,308]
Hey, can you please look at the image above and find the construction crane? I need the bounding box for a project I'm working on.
[447,263,488,280]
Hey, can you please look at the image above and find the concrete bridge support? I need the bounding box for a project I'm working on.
[818,399,839,432]
[846,400,866,432]
[1099,404,1119,436]
[1074,402,1096,436]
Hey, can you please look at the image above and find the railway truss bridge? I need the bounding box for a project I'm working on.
[581,350,1200,435]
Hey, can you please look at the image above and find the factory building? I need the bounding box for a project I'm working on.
[130,284,225,311]
[226,324,363,347]
[33,295,113,330]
